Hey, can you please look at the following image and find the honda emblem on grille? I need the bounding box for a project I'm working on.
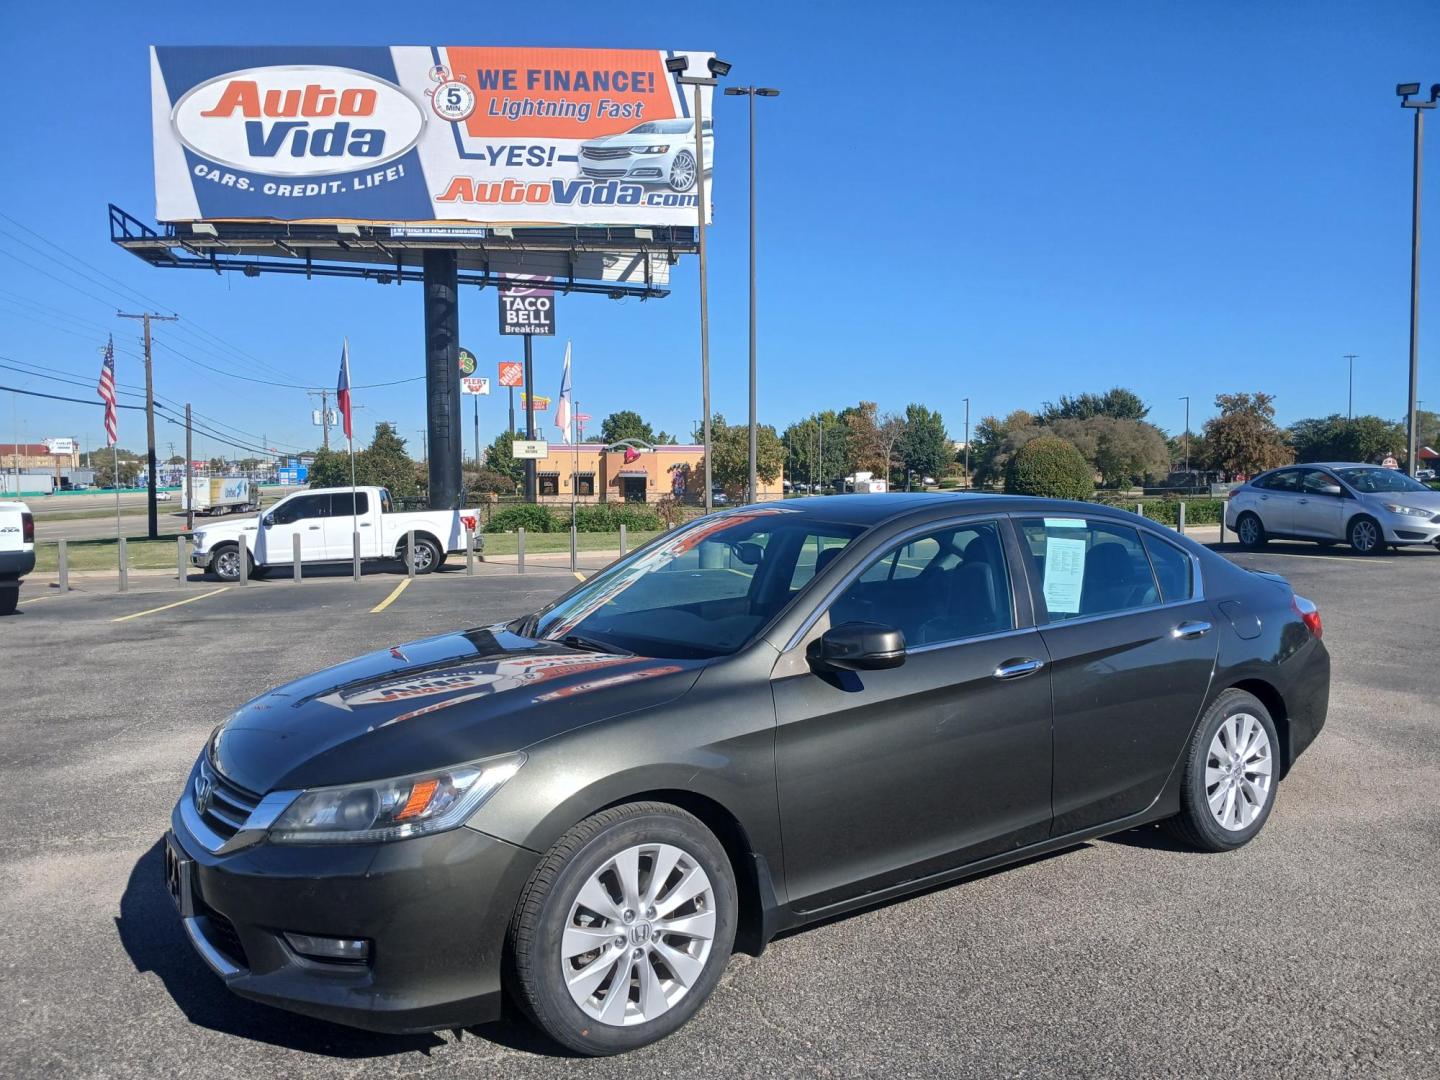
[194,776,213,815]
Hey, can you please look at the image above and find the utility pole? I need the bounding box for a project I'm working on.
[118,311,178,539]
[1398,82,1436,475]
[962,397,971,489]
[185,403,194,533]
[306,389,333,450]
[1180,396,1191,471]
[1344,354,1357,421]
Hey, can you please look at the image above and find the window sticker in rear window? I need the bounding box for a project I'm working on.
[1043,517,1087,529]
[1043,536,1086,614]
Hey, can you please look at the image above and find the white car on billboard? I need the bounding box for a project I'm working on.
[578,118,713,191]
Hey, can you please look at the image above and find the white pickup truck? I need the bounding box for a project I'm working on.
[0,501,36,615]
[189,486,479,581]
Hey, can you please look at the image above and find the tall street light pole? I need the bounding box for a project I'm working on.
[670,55,730,514]
[962,397,971,489]
[1179,395,1190,472]
[1344,353,1358,421]
[725,84,780,503]
[1399,82,1437,475]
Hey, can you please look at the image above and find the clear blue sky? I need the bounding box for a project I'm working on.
[2,0,1438,462]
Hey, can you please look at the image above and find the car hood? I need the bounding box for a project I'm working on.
[210,625,704,794]
[195,515,259,538]
[1360,488,1440,512]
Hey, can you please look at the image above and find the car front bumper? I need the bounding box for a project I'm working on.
[167,782,540,1033]
[1377,513,1440,544]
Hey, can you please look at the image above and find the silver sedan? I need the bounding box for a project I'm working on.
[1226,463,1440,554]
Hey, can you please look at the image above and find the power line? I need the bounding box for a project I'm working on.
[0,382,147,410]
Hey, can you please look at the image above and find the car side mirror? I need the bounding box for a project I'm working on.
[810,622,906,671]
[262,513,276,527]
[1319,483,1343,497]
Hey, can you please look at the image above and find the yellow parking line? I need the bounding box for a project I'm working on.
[573,571,585,581]
[370,578,411,613]
[112,587,229,623]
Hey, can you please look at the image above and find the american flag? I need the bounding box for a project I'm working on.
[97,335,118,446]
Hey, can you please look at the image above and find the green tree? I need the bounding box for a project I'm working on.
[599,410,675,446]
[1041,416,1168,487]
[781,411,851,491]
[1168,430,1209,470]
[1203,392,1293,478]
[306,446,349,487]
[1005,436,1095,499]
[1290,414,1406,464]
[897,403,949,488]
[484,430,523,486]
[358,423,421,498]
[970,410,1041,486]
[703,414,785,498]
[1039,387,1150,424]
[838,401,886,474]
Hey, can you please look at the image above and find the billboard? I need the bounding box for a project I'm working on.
[151,46,716,227]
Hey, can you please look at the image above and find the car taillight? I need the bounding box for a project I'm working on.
[1292,595,1322,639]
[21,512,34,544]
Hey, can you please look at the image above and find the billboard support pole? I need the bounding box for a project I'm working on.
[523,334,537,503]
[423,250,463,509]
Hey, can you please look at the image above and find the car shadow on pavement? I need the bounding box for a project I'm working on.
[1098,822,1195,853]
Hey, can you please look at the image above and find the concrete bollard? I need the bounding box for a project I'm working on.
[352,532,361,581]
[58,539,69,593]
[1219,513,1227,545]
[517,528,526,575]
[407,530,416,579]
[117,538,128,593]
[292,532,303,583]
[238,534,249,585]
[619,523,628,557]
[569,525,578,573]
[1136,502,1144,517]
[1177,501,1187,535]
[176,535,187,585]
[465,527,475,575]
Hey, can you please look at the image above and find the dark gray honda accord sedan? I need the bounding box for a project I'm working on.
[166,494,1329,1055]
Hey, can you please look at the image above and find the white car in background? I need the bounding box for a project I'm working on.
[578,118,713,191]
[0,500,35,615]
[1226,463,1440,554]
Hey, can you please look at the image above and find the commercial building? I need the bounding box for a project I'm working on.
[528,444,784,504]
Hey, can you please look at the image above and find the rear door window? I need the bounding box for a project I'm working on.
[1256,470,1299,492]
[1140,533,1194,603]
[330,492,369,517]
[1018,518,1160,621]
[272,494,329,524]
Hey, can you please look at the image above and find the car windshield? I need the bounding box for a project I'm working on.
[530,509,863,659]
[1336,467,1430,494]
[626,120,692,134]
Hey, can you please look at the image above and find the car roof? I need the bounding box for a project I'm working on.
[722,493,1130,527]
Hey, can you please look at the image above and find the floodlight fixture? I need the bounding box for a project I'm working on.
[665,56,688,74]
[756,88,780,97]
[1397,82,1421,98]
[724,87,748,96]
[707,57,731,77]
[1432,83,1440,103]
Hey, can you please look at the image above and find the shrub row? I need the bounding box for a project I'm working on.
[485,503,664,534]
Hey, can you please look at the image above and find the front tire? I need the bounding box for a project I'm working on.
[508,802,737,1056]
[1164,689,1279,852]
[1348,515,1385,555]
[668,150,697,192]
[1235,512,1267,550]
[210,544,245,582]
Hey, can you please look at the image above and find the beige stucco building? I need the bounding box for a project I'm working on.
[529,444,784,503]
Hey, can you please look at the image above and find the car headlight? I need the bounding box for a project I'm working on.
[1383,503,1431,517]
[268,753,525,844]
[192,531,207,550]
[631,144,670,154]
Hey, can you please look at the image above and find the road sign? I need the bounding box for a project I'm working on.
[458,348,477,376]
[520,393,551,410]
[497,361,524,387]
[44,437,77,455]
[461,377,491,396]
[499,285,556,336]
[512,440,549,459]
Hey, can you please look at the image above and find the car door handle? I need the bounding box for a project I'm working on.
[993,658,1044,680]
[1298,498,1309,504]
[360,522,372,527]
[1172,621,1211,640]
[307,525,321,530]
[1259,494,1268,500]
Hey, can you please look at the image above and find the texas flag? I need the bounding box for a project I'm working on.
[337,339,353,441]
[554,340,573,441]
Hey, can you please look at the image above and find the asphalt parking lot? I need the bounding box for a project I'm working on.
[0,542,1436,1078]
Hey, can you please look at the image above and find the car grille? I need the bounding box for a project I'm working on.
[581,146,630,160]
[199,903,248,968]
[195,756,260,842]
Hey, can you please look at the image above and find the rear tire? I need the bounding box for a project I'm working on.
[1348,515,1385,555]
[1163,689,1279,852]
[1235,512,1267,550]
[400,536,442,574]
[508,802,737,1056]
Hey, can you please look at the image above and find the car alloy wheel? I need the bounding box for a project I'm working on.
[669,151,696,192]
[1236,513,1263,548]
[403,537,440,573]
[213,548,240,581]
[1204,713,1273,831]
[562,842,717,1026]
[1349,517,1382,554]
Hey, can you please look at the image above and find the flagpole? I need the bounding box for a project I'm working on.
[113,444,121,540]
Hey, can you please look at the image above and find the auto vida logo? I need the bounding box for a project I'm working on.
[171,66,425,177]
